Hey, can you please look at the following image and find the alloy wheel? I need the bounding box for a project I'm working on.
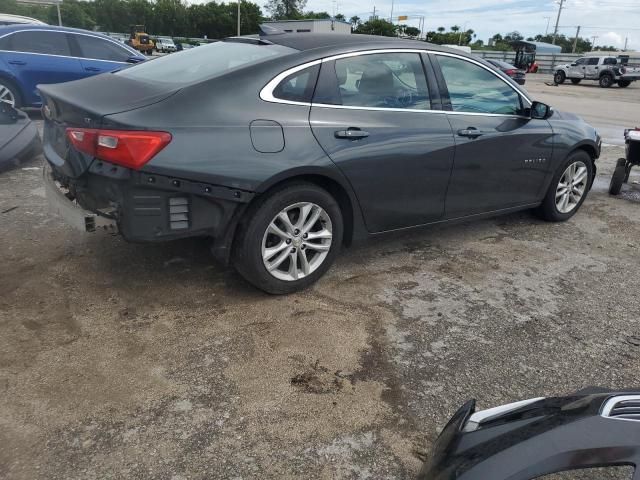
[556,161,588,214]
[0,84,15,107]
[261,202,333,281]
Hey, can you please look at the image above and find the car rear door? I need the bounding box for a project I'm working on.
[432,53,554,217]
[308,51,456,233]
[0,30,83,106]
[69,33,136,75]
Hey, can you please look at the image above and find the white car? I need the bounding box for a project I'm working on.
[155,37,177,53]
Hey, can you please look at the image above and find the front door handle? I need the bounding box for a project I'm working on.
[84,67,101,72]
[335,128,369,140]
[8,60,26,66]
[457,128,484,139]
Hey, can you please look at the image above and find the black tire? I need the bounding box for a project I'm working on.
[618,80,631,88]
[609,158,627,195]
[0,77,22,108]
[233,182,343,294]
[535,150,594,222]
[599,74,614,88]
[554,70,566,84]
[570,78,581,84]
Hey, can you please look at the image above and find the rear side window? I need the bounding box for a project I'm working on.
[314,52,431,110]
[5,31,71,56]
[436,55,523,115]
[76,34,131,62]
[116,41,297,85]
[272,65,319,103]
[603,57,617,65]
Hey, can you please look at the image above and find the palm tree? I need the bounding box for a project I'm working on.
[350,15,360,28]
[437,26,445,33]
[450,25,460,32]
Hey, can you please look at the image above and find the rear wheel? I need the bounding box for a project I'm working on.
[599,74,614,88]
[554,70,566,84]
[570,78,581,85]
[233,183,343,294]
[536,151,593,221]
[0,78,20,108]
[609,158,628,195]
[618,80,631,88]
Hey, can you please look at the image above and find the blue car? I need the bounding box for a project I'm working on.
[0,25,146,108]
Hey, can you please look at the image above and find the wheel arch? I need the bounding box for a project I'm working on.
[212,168,367,266]
[568,141,599,188]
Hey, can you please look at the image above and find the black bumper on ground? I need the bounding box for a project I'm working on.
[419,388,640,480]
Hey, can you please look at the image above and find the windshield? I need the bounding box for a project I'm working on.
[116,41,297,85]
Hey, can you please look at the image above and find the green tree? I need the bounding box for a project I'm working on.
[266,0,306,19]
[349,15,360,29]
[354,18,396,36]
[334,13,345,21]
[436,26,445,33]
[404,26,420,38]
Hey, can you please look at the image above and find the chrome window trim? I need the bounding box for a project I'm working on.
[259,48,533,116]
[601,395,640,421]
[0,28,140,64]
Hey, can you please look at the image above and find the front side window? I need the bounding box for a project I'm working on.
[77,35,131,62]
[117,41,296,85]
[272,65,319,103]
[6,31,71,56]
[436,55,523,115]
[575,58,587,65]
[587,57,599,65]
[319,52,430,110]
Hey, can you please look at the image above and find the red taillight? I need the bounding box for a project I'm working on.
[66,128,172,170]
[505,69,516,76]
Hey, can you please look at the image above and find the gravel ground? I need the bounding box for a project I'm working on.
[2,83,640,479]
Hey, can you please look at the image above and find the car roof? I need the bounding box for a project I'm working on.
[260,33,469,56]
[0,24,115,38]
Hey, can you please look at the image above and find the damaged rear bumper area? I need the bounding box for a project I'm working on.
[43,160,254,247]
[420,388,640,480]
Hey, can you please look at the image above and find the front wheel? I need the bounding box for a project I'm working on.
[233,183,343,294]
[535,151,593,222]
[570,78,581,85]
[599,74,614,88]
[609,158,628,195]
[554,71,566,84]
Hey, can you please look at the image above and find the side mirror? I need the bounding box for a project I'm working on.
[530,101,552,120]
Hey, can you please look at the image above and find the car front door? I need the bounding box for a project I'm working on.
[584,57,600,79]
[0,30,83,106]
[308,51,456,233]
[69,33,138,75]
[432,53,555,217]
[568,57,587,78]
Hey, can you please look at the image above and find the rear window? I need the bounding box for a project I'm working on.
[116,41,297,85]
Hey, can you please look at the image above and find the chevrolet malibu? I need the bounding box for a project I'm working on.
[41,31,601,294]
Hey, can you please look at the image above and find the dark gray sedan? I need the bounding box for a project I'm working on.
[40,31,601,294]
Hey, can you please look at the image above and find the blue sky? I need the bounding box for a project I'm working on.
[290,0,640,49]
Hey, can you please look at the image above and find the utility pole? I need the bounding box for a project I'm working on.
[551,0,564,45]
[458,21,468,46]
[590,35,598,51]
[624,37,628,51]
[543,16,550,35]
[389,0,394,23]
[237,0,241,36]
[56,0,62,26]
[572,25,580,53]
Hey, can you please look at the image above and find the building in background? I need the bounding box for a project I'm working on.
[262,19,351,34]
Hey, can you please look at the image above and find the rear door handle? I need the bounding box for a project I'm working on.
[335,128,369,139]
[457,128,484,138]
[8,60,26,66]
[84,67,101,72]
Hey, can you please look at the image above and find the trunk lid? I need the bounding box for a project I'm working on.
[39,73,179,178]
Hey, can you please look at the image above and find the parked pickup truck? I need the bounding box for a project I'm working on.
[553,56,640,88]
